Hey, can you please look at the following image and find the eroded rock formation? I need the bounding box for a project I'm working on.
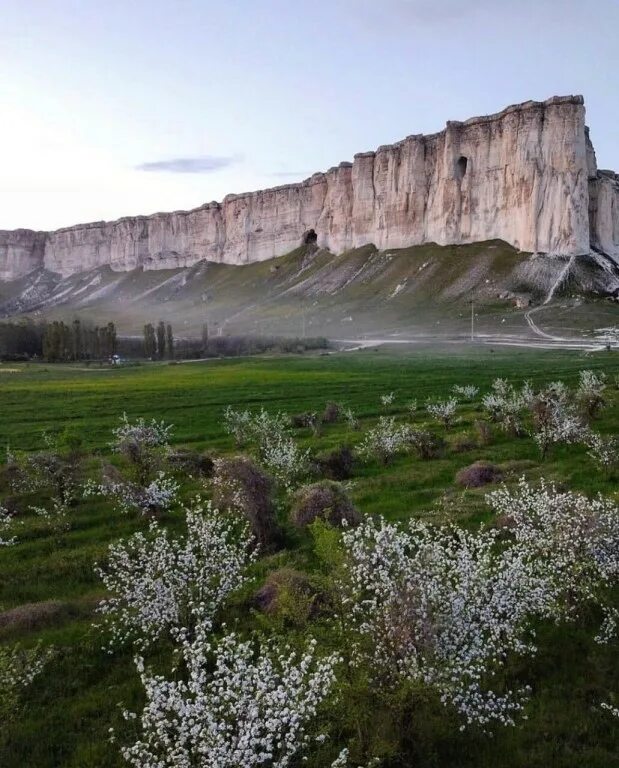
[1,95,618,280]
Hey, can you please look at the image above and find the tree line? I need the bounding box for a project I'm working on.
[143,321,174,359]
[0,319,118,362]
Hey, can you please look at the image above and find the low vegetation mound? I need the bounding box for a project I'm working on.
[291,480,361,528]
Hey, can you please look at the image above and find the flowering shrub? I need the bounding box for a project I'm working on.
[530,395,584,459]
[407,400,418,417]
[488,479,619,633]
[222,406,290,447]
[120,628,342,768]
[585,432,618,474]
[426,397,458,429]
[452,385,479,400]
[29,493,71,534]
[0,505,17,546]
[481,379,531,435]
[111,414,173,484]
[357,417,411,463]
[0,642,54,723]
[95,499,255,650]
[84,471,179,518]
[340,517,547,728]
[380,392,395,408]
[258,432,310,492]
[575,369,606,418]
[342,407,360,431]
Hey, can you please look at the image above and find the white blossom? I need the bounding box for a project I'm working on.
[357,417,412,463]
[95,499,256,650]
[452,385,479,400]
[340,517,547,728]
[120,628,341,768]
[488,480,619,627]
[84,471,179,517]
[426,397,458,429]
[380,392,395,407]
[0,505,17,547]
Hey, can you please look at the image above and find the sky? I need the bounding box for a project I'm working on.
[2,0,618,231]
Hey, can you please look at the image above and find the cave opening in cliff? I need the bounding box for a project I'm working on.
[303,229,318,245]
[456,156,468,180]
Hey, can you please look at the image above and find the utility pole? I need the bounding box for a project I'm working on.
[470,299,475,342]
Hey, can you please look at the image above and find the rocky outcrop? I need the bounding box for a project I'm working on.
[1,95,617,280]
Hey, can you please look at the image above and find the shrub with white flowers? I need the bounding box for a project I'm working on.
[222,406,290,448]
[342,406,360,431]
[481,379,531,435]
[0,642,54,723]
[585,431,618,475]
[530,395,585,460]
[488,479,619,633]
[407,400,418,417]
[84,471,179,518]
[28,493,71,534]
[340,517,549,728]
[452,385,479,400]
[258,432,310,492]
[0,505,17,546]
[380,392,395,408]
[96,499,255,650]
[426,397,458,429]
[120,627,342,768]
[111,413,173,484]
[575,369,606,419]
[357,417,412,464]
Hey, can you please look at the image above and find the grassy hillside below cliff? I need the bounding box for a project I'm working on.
[0,240,617,340]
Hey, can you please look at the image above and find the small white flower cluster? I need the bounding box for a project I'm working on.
[222,406,290,447]
[222,407,307,490]
[84,471,179,517]
[481,378,532,435]
[585,431,618,474]
[28,493,71,533]
[600,701,619,718]
[258,432,309,492]
[357,417,412,463]
[96,499,256,650]
[530,384,584,459]
[0,505,17,547]
[407,399,418,416]
[576,369,606,417]
[111,414,173,483]
[111,413,173,454]
[120,628,341,768]
[340,517,545,729]
[488,479,619,633]
[426,397,458,429]
[342,406,360,431]
[452,385,479,400]
[0,642,54,715]
[380,392,395,407]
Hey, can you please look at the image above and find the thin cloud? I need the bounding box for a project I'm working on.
[135,155,240,173]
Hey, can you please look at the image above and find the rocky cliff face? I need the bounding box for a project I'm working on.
[1,95,617,280]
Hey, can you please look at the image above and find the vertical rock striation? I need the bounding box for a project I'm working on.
[1,95,617,280]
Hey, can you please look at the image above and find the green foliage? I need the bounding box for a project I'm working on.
[1,348,618,767]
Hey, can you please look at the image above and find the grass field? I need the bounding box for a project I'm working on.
[1,346,619,767]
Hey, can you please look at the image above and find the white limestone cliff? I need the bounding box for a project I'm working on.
[1,95,617,281]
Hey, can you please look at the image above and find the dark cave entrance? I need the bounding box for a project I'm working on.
[456,156,468,180]
[303,229,318,245]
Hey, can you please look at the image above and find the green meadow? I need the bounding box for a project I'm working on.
[1,346,618,767]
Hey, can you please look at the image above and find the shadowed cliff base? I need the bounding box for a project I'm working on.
[0,240,617,343]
